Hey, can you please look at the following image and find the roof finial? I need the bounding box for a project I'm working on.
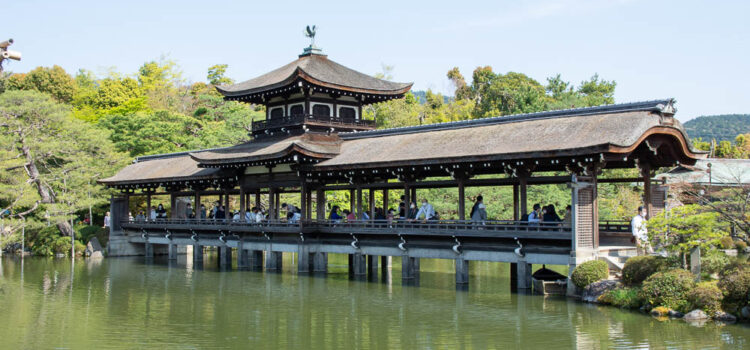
[305,25,316,47]
[300,25,324,57]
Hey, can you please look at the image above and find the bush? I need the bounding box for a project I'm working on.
[718,265,750,312]
[719,236,735,249]
[600,286,643,309]
[571,260,609,289]
[639,269,696,313]
[736,240,748,251]
[622,256,674,286]
[701,250,730,275]
[688,281,723,316]
[78,225,109,247]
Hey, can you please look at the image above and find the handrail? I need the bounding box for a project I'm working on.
[251,114,376,132]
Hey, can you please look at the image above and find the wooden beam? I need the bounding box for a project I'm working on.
[458,179,466,220]
[321,176,642,191]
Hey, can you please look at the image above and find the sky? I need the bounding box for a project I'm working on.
[3,0,749,122]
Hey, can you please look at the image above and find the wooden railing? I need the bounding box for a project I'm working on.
[251,114,376,133]
[599,220,631,233]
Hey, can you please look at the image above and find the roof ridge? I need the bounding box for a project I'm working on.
[135,145,235,163]
[341,99,674,140]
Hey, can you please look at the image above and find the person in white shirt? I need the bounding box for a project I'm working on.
[149,206,157,221]
[253,208,265,223]
[631,206,652,254]
[527,204,542,224]
[232,211,241,222]
[413,199,436,223]
[245,209,256,223]
[103,212,111,228]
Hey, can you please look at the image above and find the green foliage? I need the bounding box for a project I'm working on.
[25,225,84,256]
[622,256,676,286]
[684,114,750,143]
[571,260,609,289]
[78,225,109,247]
[5,65,77,103]
[719,236,735,249]
[647,204,729,256]
[599,286,643,308]
[701,250,730,275]
[207,64,233,85]
[688,281,723,316]
[736,240,747,251]
[717,264,750,311]
[639,269,696,313]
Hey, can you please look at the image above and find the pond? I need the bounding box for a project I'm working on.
[0,255,748,349]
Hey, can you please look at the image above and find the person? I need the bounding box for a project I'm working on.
[406,202,418,220]
[198,204,207,220]
[470,196,487,225]
[413,199,436,222]
[631,206,651,254]
[329,205,343,222]
[128,212,134,221]
[374,207,386,221]
[527,204,542,225]
[288,210,302,224]
[245,208,256,223]
[386,208,395,226]
[156,204,167,220]
[211,201,220,219]
[135,211,146,222]
[215,205,226,221]
[149,206,157,221]
[103,212,111,228]
[361,209,370,221]
[255,208,265,222]
[281,203,298,215]
[232,210,241,222]
[543,204,562,222]
[562,205,572,226]
[185,203,194,219]
[398,195,406,219]
[344,209,356,222]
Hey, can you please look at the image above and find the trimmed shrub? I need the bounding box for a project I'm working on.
[571,260,609,289]
[719,236,735,249]
[639,269,696,313]
[622,256,672,286]
[701,250,730,275]
[688,281,723,316]
[718,265,750,312]
[599,286,643,309]
[736,240,748,251]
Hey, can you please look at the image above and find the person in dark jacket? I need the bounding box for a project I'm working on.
[542,204,562,222]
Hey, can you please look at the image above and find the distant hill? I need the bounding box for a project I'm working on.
[411,90,451,104]
[683,114,750,142]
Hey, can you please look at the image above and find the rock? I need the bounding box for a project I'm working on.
[86,237,104,259]
[581,280,619,303]
[741,306,750,319]
[714,311,737,323]
[668,310,684,318]
[683,309,709,321]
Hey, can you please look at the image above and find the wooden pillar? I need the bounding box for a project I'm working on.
[237,240,249,270]
[144,242,154,258]
[356,186,363,219]
[403,183,411,219]
[268,187,276,220]
[306,187,312,219]
[218,246,232,269]
[298,245,312,273]
[382,189,389,212]
[349,189,355,213]
[239,186,246,217]
[458,179,466,220]
[224,190,230,218]
[313,252,328,273]
[274,190,281,220]
[170,193,176,218]
[641,162,652,219]
[300,182,307,220]
[455,258,469,285]
[255,189,261,209]
[316,187,325,220]
[146,193,152,221]
[266,251,283,271]
[410,187,417,204]
[513,184,519,221]
[368,189,375,220]
[195,191,202,219]
[380,255,389,280]
[519,175,528,218]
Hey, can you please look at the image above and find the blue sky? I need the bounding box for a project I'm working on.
[4,0,749,121]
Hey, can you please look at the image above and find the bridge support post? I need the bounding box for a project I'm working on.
[298,245,313,273]
[266,251,282,271]
[455,258,469,286]
[237,241,249,270]
[401,255,420,283]
[512,260,532,292]
[313,252,327,273]
[218,246,232,269]
[144,242,154,259]
[367,255,379,279]
[168,243,177,260]
[381,256,390,281]
[350,253,366,278]
[251,250,264,270]
[193,244,203,265]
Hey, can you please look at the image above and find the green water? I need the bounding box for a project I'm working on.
[0,255,748,349]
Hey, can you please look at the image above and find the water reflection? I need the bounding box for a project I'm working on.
[0,256,748,349]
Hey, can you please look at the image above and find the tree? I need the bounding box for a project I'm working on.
[207,64,234,85]
[5,65,76,103]
[647,204,729,266]
[0,90,125,237]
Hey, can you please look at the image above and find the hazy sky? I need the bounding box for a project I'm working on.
[4,0,748,121]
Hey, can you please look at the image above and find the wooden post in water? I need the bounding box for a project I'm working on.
[455,258,469,287]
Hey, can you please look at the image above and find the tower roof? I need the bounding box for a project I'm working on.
[215,53,412,99]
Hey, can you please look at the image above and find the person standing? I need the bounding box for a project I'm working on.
[149,206,157,221]
[631,206,651,254]
[413,199,436,223]
[470,195,487,225]
[199,204,207,220]
[527,204,542,225]
[562,205,573,226]
[103,211,111,228]
[186,203,194,219]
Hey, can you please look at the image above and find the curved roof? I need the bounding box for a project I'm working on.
[98,153,233,186]
[190,133,342,166]
[215,53,412,97]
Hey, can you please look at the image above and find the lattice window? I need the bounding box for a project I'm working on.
[576,186,594,249]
